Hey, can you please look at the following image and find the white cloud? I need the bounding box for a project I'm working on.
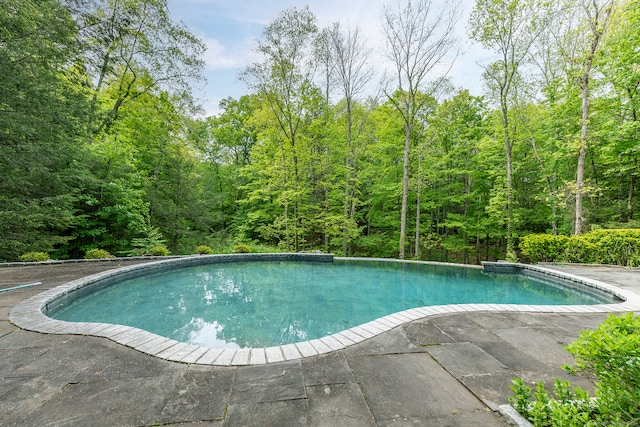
[202,37,241,70]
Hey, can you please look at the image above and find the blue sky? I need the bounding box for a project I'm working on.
[166,0,492,116]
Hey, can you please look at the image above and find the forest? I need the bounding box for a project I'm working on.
[1,0,638,264]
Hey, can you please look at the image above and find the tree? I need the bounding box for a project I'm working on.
[358,100,406,257]
[571,0,616,234]
[382,0,461,259]
[469,0,551,259]
[240,6,320,251]
[598,0,640,223]
[69,0,205,139]
[424,90,488,262]
[327,22,376,255]
[0,0,88,260]
[204,96,259,239]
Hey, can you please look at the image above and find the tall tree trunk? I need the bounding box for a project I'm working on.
[399,122,411,259]
[343,103,352,255]
[629,158,637,222]
[325,143,330,252]
[280,139,291,251]
[575,71,589,235]
[574,0,613,235]
[501,97,514,255]
[293,153,299,252]
[415,141,422,259]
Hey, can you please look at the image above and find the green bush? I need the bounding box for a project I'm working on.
[149,245,169,256]
[194,245,213,254]
[519,229,640,267]
[18,251,50,262]
[510,313,640,426]
[510,378,596,426]
[565,313,640,424]
[585,229,640,267]
[84,249,113,259]
[233,244,251,253]
[126,226,167,257]
[562,236,599,264]
[519,234,569,263]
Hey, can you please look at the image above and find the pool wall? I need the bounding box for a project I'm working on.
[482,261,625,303]
[10,255,640,366]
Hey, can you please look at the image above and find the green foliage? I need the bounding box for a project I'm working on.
[0,0,87,261]
[233,244,252,253]
[149,245,169,256]
[194,245,213,254]
[19,252,50,263]
[510,314,640,426]
[505,249,519,263]
[519,229,640,267]
[520,234,570,263]
[84,249,113,259]
[4,0,640,264]
[510,378,596,426]
[126,227,167,257]
[565,313,640,424]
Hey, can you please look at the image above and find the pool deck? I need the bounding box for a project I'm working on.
[1,260,639,426]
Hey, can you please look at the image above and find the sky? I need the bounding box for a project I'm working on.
[166,0,494,116]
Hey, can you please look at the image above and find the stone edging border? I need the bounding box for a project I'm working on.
[9,256,640,369]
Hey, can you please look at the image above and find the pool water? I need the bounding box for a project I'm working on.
[49,259,610,348]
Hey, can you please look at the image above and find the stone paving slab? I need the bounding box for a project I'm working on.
[0,346,54,376]
[18,374,183,427]
[375,409,507,427]
[402,318,458,345]
[301,351,355,386]
[158,366,234,424]
[475,340,550,372]
[429,313,504,344]
[349,353,488,422]
[0,374,73,426]
[224,399,309,427]
[306,383,376,427]
[493,327,577,368]
[426,342,509,377]
[342,326,427,357]
[230,360,306,405]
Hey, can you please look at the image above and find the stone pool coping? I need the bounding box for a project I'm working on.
[9,254,640,367]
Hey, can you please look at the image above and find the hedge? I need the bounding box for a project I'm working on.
[519,229,640,267]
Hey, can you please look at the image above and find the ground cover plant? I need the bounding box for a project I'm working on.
[510,313,640,426]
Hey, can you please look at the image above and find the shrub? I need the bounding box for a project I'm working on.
[149,245,169,256]
[84,249,113,259]
[194,245,213,254]
[233,244,251,253]
[562,235,599,264]
[519,229,640,267]
[586,229,640,267]
[510,378,596,426]
[126,226,167,257]
[565,313,640,424]
[519,234,569,263]
[510,313,640,426]
[18,251,50,262]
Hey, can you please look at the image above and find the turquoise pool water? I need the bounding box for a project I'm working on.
[49,259,611,348]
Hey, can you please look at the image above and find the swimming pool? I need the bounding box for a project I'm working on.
[48,257,617,348]
[10,254,638,365]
